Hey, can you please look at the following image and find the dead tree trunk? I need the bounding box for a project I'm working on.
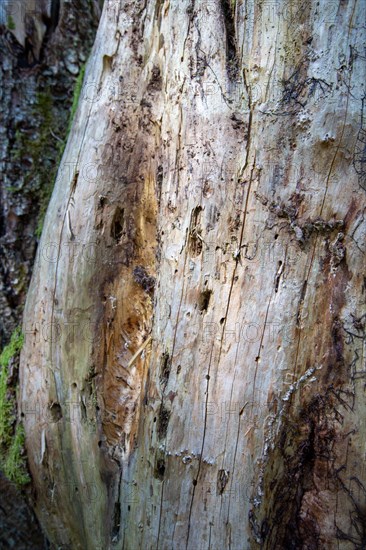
[20,0,366,548]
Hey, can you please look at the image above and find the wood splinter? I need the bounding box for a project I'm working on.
[127,336,152,368]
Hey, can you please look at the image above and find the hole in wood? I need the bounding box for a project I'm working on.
[49,402,62,422]
[111,207,124,242]
[198,289,212,313]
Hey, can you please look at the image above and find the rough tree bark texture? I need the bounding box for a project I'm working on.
[0,0,102,348]
[20,0,366,548]
[0,0,102,546]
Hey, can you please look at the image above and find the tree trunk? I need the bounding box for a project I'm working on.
[20,0,366,548]
[0,0,101,546]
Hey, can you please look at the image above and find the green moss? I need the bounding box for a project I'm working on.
[0,364,14,448]
[7,15,16,30]
[0,328,29,487]
[35,217,44,239]
[67,63,86,134]
[0,327,24,369]
[2,424,30,486]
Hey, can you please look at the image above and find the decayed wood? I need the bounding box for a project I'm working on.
[20,0,366,548]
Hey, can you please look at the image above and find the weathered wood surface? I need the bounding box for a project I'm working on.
[20,0,366,548]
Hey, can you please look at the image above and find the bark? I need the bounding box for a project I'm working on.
[0,0,102,347]
[0,0,101,546]
[20,0,366,549]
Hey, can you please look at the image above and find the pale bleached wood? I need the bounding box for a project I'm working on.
[20,0,366,548]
